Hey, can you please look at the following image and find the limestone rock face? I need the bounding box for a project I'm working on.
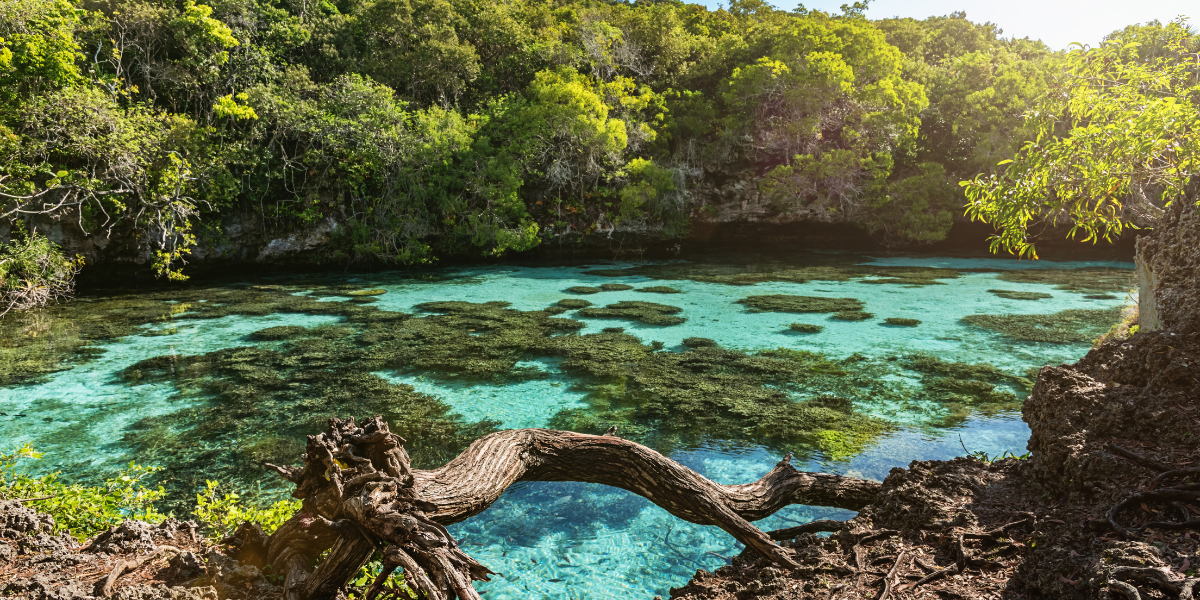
[255,215,339,262]
[1134,203,1200,332]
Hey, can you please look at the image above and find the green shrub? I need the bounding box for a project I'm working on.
[0,228,84,315]
[192,480,300,542]
[0,444,166,540]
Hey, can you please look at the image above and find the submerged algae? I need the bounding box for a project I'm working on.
[577,301,686,326]
[586,262,959,287]
[556,299,593,309]
[636,286,682,294]
[599,283,634,291]
[962,306,1124,343]
[883,318,920,327]
[995,268,1133,293]
[788,323,824,333]
[737,295,864,314]
[987,290,1053,301]
[831,311,874,321]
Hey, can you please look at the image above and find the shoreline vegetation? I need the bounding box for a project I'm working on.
[3,1,1179,290]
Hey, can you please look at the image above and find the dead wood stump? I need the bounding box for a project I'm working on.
[259,416,882,600]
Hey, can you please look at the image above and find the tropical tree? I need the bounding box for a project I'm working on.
[962,18,1200,258]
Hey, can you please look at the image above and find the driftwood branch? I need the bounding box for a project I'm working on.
[258,416,882,600]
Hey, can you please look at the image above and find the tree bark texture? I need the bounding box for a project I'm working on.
[259,416,882,600]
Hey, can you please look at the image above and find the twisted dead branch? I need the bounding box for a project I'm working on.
[254,416,882,600]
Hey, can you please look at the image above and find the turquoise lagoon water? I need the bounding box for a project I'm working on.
[0,252,1133,598]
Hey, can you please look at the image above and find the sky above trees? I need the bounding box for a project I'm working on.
[698,0,1193,49]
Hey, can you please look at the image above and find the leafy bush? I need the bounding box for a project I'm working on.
[0,444,166,540]
[0,227,83,315]
[192,480,300,542]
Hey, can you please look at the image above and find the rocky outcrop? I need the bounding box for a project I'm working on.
[0,503,271,600]
[1135,203,1200,332]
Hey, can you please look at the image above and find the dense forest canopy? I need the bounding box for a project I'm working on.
[0,0,1193,278]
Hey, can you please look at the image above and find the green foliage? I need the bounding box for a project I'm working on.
[0,444,166,540]
[1,0,1133,272]
[963,18,1200,258]
[193,480,299,542]
[0,226,83,314]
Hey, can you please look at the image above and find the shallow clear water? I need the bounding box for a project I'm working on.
[0,252,1133,598]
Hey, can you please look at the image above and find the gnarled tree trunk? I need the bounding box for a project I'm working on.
[255,416,881,600]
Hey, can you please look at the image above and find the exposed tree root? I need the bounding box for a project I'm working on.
[256,416,882,600]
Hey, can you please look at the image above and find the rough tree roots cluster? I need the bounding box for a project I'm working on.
[230,416,880,600]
